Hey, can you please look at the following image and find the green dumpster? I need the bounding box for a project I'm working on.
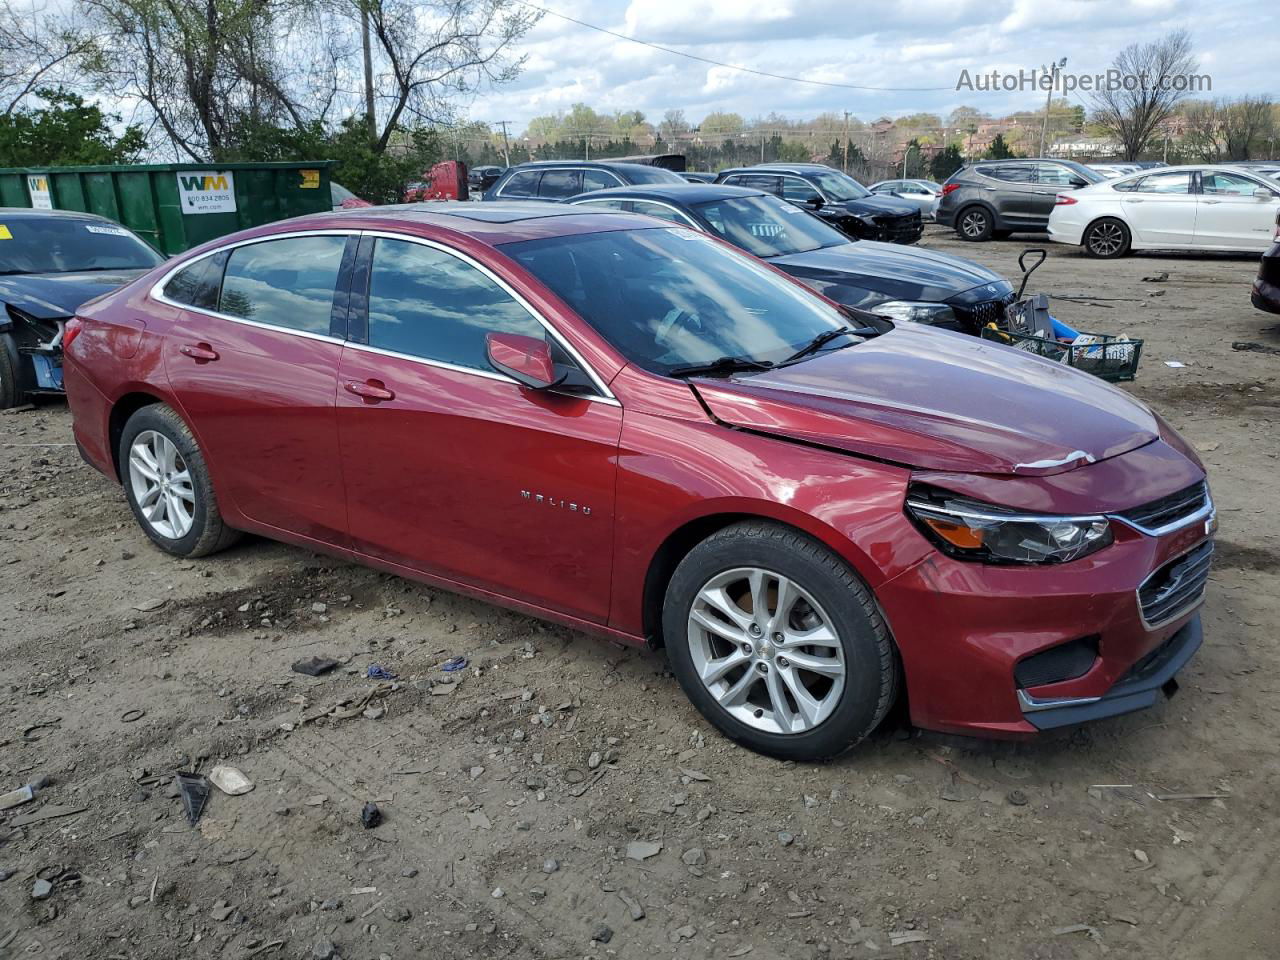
[0,161,334,254]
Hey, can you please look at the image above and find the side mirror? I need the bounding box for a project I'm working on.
[1254,188,1276,201]
[806,195,825,210]
[1069,178,1088,188]
[486,333,564,390]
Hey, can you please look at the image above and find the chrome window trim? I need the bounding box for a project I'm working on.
[358,229,617,403]
[570,196,698,229]
[147,226,619,406]
[149,229,359,344]
[1136,539,1214,631]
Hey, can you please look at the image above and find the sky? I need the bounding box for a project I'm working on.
[477,0,1278,134]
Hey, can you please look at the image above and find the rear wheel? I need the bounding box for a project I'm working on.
[1083,217,1131,258]
[956,206,993,241]
[662,521,898,760]
[118,403,240,557]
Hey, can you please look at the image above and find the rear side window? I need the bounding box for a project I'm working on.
[582,169,622,192]
[729,174,782,194]
[537,171,582,199]
[163,252,226,310]
[498,170,541,197]
[219,235,346,334]
[365,238,544,371]
[1133,171,1193,194]
[978,164,1033,183]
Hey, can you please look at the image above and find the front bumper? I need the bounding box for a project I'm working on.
[875,508,1213,738]
[1020,615,1201,730]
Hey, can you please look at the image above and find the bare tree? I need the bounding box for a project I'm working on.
[1221,96,1274,161]
[1090,30,1199,161]
[360,0,538,152]
[1,0,94,115]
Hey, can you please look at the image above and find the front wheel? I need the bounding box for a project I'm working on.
[118,403,241,557]
[1083,217,1131,258]
[662,522,898,760]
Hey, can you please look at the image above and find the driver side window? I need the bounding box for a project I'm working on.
[781,177,821,203]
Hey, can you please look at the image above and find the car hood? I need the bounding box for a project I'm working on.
[768,241,1009,306]
[691,324,1158,476]
[0,270,149,320]
[835,196,919,219]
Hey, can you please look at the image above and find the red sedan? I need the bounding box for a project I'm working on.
[62,204,1214,759]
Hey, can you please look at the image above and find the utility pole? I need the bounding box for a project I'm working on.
[1038,57,1066,158]
[842,111,850,173]
[494,121,512,167]
[361,5,376,142]
[760,132,765,163]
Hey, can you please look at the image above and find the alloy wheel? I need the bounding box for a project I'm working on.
[686,566,846,735]
[128,430,196,539]
[1088,222,1126,256]
[960,211,988,238]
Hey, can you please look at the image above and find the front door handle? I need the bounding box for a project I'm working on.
[344,379,395,403]
[1202,199,1221,205]
[179,342,219,362]
[1126,198,1145,203]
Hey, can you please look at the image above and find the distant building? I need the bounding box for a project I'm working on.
[1048,134,1122,159]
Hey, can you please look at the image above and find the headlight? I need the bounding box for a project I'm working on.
[905,485,1113,564]
[874,301,957,325]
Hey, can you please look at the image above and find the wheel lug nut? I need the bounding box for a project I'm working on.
[772,633,783,643]
[741,643,752,656]
[756,662,769,673]
[748,624,762,637]
[777,656,789,668]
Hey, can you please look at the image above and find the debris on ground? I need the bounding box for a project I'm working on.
[441,656,468,672]
[591,924,613,943]
[361,802,382,829]
[1232,341,1280,356]
[208,766,255,796]
[176,772,211,825]
[626,840,662,861]
[292,656,338,677]
[32,878,54,900]
[365,664,397,680]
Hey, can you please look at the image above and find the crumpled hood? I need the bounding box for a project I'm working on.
[692,324,1159,476]
[0,270,147,321]
[836,196,919,220]
[769,241,1009,306]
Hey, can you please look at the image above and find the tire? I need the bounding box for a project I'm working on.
[1083,217,1131,259]
[117,403,240,557]
[0,332,22,409]
[956,205,994,241]
[662,521,898,761]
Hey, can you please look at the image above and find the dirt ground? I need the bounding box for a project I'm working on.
[2,226,1279,960]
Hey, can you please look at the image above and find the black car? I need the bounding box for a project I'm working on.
[468,165,506,193]
[0,209,163,408]
[1253,238,1280,315]
[681,172,717,183]
[713,163,922,244]
[936,159,1105,241]
[482,161,684,201]
[567,184,1014,333]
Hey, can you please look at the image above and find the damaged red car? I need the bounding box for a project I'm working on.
[63,204,1215,759]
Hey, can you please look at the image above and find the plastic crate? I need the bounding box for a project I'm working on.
[980,327,1143,382]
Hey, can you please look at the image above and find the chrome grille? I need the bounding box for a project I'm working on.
[1138,540,1213,627]
[1118,481,1209,534]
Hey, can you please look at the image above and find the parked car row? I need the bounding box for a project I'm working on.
[60,200,1215,759]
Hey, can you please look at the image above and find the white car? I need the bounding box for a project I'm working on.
[1048,165,1280,258]
[868,179,942,220]
[1089,164,1141,179]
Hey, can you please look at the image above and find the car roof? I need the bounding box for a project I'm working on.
[279,201,665,245]
[0,207,120,223]
[503,160,670,174]
[719,164,834,176]
[568,183,765,204]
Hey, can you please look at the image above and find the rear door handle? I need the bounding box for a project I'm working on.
[1126,198,1145,203]
[344,379,395,403]
[179,343,219,362]
[1202,199,1221,205]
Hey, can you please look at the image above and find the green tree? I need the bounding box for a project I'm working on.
[930,144,964,181]
[985,133,1016,159]
[0,88,145,165]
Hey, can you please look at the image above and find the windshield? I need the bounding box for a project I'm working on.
[694,194,849,258]
[503,227,850,376]
[808,170,871,201]
[0,217,162,275]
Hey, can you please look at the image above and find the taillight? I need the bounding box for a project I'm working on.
[1054,194,1078,205]
[941,183,960,197]
[62,316,85,351]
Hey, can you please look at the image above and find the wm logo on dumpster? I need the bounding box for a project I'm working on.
[178,174,230,192]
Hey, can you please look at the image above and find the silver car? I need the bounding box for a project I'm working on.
[869,179,942,220]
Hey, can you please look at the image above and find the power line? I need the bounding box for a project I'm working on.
[515,1,954,93]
